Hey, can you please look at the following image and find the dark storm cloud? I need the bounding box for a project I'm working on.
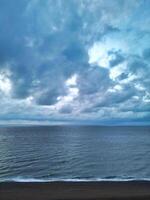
[109,50,125,67]
[0,0,149,123]
[77,67,111,95]
[0,0,91,103]
[143,48,150,61]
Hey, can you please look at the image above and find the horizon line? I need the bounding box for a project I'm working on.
[0,120,149,126]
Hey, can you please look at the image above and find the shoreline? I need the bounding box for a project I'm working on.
[1,181,150,200]
[1,177,150,182]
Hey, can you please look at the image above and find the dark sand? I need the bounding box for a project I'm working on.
[1,181,150,200]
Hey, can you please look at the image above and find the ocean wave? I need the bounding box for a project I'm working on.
[1,176,150,183]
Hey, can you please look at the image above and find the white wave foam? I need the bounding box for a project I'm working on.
[1,177,150,183]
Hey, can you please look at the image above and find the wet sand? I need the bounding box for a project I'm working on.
[1,181,150,200]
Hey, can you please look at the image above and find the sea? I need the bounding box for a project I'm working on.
[0,125,150,182]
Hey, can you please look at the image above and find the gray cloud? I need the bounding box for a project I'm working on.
[0,0,149,123]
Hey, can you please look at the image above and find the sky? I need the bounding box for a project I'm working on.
[0,0,149,125]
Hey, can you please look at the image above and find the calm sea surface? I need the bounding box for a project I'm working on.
[0,126,150,182]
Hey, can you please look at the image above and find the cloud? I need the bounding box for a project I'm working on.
[0,0,149,124]
[143,48,150,61]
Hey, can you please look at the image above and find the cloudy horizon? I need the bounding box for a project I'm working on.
[0,0,149,125]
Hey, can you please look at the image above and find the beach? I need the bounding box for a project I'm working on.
[1,181,150,200]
